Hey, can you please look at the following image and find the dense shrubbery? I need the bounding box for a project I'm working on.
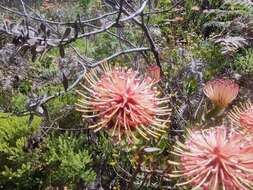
[1,0,253,189]
[0,114,95,189]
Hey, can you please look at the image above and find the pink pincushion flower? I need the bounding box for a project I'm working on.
[240,109,253,131]
[170,126,253,190]
[76,64,170,141]
[229,101,253,133]
[203,79,239,108]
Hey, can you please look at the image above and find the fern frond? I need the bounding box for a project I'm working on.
[223,0,253,13]
[206,9,244,18]
[224,0,253,7]
[213,36,248,54]
[203,21,231,31]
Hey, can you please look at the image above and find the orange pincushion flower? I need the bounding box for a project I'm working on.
[170,126,253,190]
[203,79,239,108]
[228,101,253,133]
[75,64,170,141]
[147,65,161,83]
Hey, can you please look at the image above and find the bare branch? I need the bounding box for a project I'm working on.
[118,4,162,69]
[120,0,148,22]
[0,1,152,110]
[41,47,149,105]
[115,0,125,24]
[20,0,28,15]
[88,47,150,68]
[41,66,87,104]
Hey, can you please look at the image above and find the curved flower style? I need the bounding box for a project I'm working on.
[203,79,239,108]
[147,65,161,83]
[75,64,170,141]
[228,101,253,133]
[170,126,253,190]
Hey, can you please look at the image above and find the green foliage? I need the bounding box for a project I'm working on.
[91,33,118,59]
[41,3,84,22]
[18,81,32,95]
[184,77,198,95]
[192,42,223,63]
[78,0,92,10]
[232,49,253,74]
[44,133,96,187]
[72,39,90,55]
[31,51,58,81]
[192,42,227,80]
[73,33,123,62]
[10,93,28,112]
[0,91,29,113]
[0,114,42,190]
[0,114,95,189]
[0,90,12,112]
[159,0,206,43]
[224,0,253,13]
[202,0,253,54]
[47,92,76,114]
[0,114,40,148]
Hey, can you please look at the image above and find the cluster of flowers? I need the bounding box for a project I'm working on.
[171,79,253,190]
[76,63,253,189]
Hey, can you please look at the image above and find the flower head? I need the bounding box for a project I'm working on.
[228,101,253,133]
[170,126,253,190]
[174,16,184,22]
[203,79,239,108]
[191,6,200,12]
[76,64,170,142]
[147,65,161,83]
